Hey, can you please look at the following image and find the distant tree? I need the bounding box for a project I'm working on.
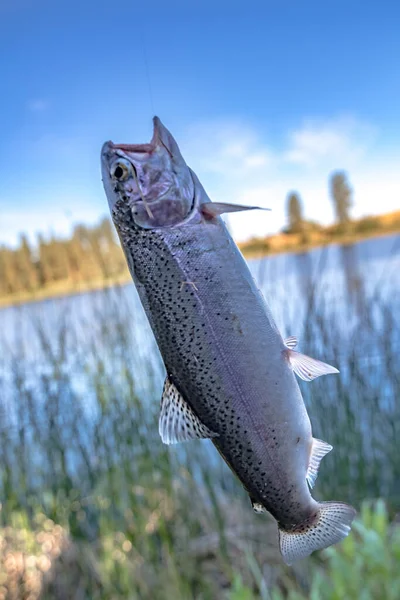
[98,217,116,246]
[287,191,304,233]
[0,218,129,301]
[330,171,353,226]
[0,247,18,295]
[37,234,57,286]
[17,234,37,291]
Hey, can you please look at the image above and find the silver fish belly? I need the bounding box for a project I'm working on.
[101,117,356,565]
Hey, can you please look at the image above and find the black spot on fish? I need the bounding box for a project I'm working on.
[111,201,309,530]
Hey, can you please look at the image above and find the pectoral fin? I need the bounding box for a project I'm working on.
[306,438,333,488]
[284,337,339,381]
[201,202,271,218]
[159,377,218,445]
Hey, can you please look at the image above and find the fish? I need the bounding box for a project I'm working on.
[101,116,356,565]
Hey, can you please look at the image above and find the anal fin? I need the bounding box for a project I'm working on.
[159,377,218,445]
[284,337,339,381]
[306,438,333,488]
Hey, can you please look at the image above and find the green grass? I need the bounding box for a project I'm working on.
[231,501,400,600]
[0,240,399,598]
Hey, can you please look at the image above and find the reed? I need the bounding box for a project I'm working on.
[0,235,398,598]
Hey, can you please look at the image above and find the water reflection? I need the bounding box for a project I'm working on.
[339,242,366,316]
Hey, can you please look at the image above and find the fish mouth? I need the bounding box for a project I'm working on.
[101,116,192,220]
[101,117,172,213]
[108,116,172,156]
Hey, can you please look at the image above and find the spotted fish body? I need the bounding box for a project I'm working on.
[101,117,356,564]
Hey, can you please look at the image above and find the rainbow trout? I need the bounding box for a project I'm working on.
[101,117,356,564]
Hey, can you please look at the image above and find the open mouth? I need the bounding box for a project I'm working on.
[101,116,189,222]
[110,117,170,156]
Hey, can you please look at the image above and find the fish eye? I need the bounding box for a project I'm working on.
[110,158,133,181]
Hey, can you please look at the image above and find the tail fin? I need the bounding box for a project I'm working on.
[279,502,356,565]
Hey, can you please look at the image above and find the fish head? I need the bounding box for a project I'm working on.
[101,116,195,229]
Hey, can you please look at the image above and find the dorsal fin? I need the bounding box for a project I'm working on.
[159,377,218,445]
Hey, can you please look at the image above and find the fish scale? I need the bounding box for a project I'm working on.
[101,116,356,564]
[113,199,307,518]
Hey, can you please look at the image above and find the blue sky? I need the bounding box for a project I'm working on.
[1,0,399,245]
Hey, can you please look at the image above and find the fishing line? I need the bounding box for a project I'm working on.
[138,19,156,116]
[135,17,157,220]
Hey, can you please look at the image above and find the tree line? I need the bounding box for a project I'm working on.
[0,218,128,298]
[0,169,391,301]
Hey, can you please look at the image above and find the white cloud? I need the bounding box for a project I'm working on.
[1,115,399,246]
[284,116,376,169]
[0,198,104,248]
[182,120,274,179]
[179,115,400,241]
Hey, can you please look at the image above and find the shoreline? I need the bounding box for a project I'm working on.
[1,227,399,310]
[239,225,400,259]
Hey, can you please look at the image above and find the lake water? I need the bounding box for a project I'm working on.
[1,233,399,375]
[0,233,399,502]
